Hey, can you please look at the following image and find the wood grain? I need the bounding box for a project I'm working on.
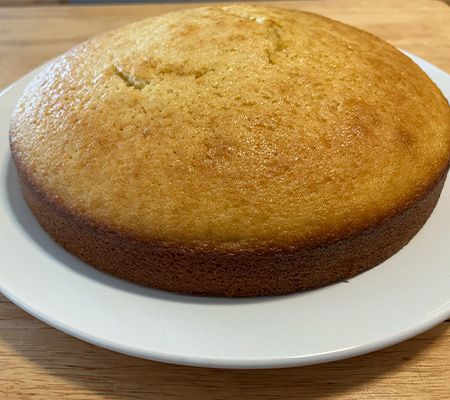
[0,297,449,399]
[0,0,62,6]
[1,1,450,399]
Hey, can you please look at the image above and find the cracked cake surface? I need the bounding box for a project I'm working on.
[9,5,450,296]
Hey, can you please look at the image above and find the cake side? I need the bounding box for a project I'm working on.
[14,150,448,296]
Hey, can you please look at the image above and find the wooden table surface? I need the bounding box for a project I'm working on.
[1,1,449,398]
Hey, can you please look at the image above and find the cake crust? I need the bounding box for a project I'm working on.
[14,152,448,296]
[9,4,450,296]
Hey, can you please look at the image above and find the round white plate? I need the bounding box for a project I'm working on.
[1,52,449,369]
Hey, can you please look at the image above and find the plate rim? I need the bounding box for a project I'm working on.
[2,281,449,369]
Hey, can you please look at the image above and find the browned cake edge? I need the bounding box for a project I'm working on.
[11,148,449,297]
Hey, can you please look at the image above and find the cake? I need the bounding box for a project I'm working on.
[10,5,450,296]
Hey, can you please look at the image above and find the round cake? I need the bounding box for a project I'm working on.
[10,5,450,296]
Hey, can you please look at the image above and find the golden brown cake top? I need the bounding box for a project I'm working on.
[10,5,450,249]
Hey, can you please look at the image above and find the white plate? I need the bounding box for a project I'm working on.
[1,52,449,369]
